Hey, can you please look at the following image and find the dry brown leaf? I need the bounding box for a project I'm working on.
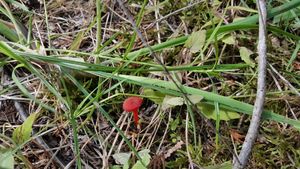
[230,129,245,143]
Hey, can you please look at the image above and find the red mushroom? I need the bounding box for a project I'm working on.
[123,96,143,128]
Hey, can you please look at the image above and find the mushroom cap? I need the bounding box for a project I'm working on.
[123,96,143,112]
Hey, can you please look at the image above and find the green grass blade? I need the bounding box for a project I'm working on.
[127,0,300,60]
[287,42,300,71]
[12,64,55,112]
[0,21,18,41]
[90,72,300,130]
[63,71,145,164]
[0,42,70,110]
[95,0,102,53]
[16,50,248,72]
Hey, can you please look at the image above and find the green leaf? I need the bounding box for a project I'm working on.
[143,88,165,104]
[0,150,14,169]
[0,22,19,42]
[5,0,30,13]
[170,117,180,131]
[111,165,122,169]
[187,95,204,104]
[69,30,85,50]
[222,35,235,45]
[138,149,151,165]
[162,95,184,110]
[132,149,151,169]
[239,47,255,68]
[273,11,295,24]
[144,89,203,106]
[184,30,206,53]
[12,113,37,145]
[125,0,300,59]
[90,73,300,130]
[197,103,240,121]
[132,162,146,169]
[112,152,131,169]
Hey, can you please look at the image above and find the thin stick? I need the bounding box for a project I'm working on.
[95,0,102,54]
[233,0,267,168]
[268,63,300,97]
[185,110,194,169]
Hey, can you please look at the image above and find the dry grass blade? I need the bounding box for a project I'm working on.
[1,69,65,168]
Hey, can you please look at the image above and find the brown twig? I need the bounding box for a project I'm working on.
[233,0,267,168]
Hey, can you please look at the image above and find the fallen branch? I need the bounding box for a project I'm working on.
[233,0,267,168]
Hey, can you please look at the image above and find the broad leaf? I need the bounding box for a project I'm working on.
[185,30,206,53]
[143,88,165,104]
[239,47,255,67]
[162,95,184,110]
[132,149,151,169]
[12,113,37,145]
[222,35,235,45]
[0,150,14,169]
[187,95,203,104]
[112,152,131,169]
[197,103,240,121]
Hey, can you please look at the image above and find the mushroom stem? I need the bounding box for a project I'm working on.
[133,110,139,127]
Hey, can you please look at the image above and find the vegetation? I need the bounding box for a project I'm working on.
[0,0,300,168]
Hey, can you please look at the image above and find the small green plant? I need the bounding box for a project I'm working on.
[112,149,151,169]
